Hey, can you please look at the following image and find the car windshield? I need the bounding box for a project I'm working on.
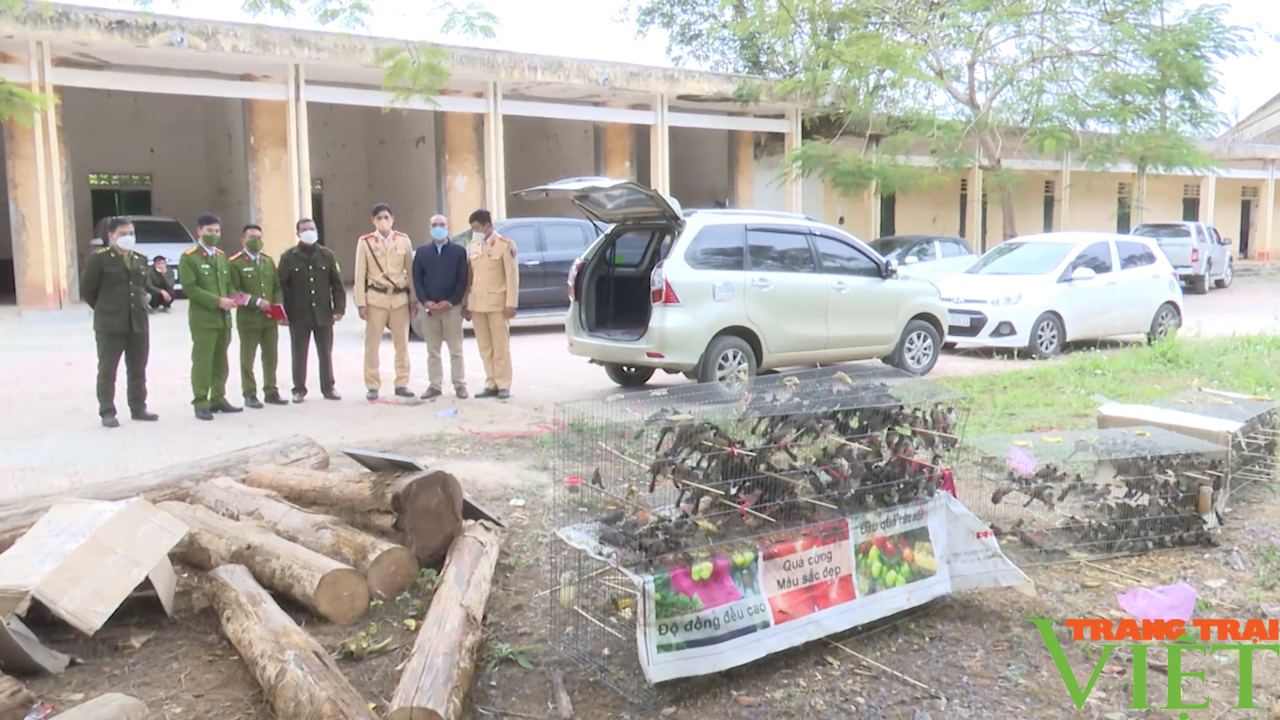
[965,241,1074,275]
[868,236,922,260]
[1132,224,1191,239]
[132,220,194,244]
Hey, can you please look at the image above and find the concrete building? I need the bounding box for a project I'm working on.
[0,4,1276,311]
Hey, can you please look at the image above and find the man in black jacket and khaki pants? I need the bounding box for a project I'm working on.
[413,213,470,399]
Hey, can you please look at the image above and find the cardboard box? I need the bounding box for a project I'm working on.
[1096,402,1241,449]
[0,498,188,637]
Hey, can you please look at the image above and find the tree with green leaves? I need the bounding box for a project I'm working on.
[628,0,1250,240]
[0,0,498,120]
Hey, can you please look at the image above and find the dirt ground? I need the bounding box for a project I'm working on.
[18,427,1280,720]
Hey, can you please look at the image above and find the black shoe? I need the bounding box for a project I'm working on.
[245,395,264,409]
[194,407,214,421]
[394,387,414,398]
[102,415,120,428]
[264,392,288,405]
[131,410,159,421]
[497,389,511,400]
[292,391,306,404]
[211,401,243,413]
[323,391,342,401]
[421,387,442,400]
[476,388,499,399]
[455,386,469,399]
[366,390,378,401]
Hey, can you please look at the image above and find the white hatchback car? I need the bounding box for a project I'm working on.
[935,232,1183,358]
[511,177,951,388]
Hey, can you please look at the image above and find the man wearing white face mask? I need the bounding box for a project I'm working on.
[278,218,346,403]
[463,208,519,399]
[80,217,160,428]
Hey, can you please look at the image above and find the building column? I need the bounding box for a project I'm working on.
[867,181,881,241]
[483,82,506,218]
[602,122,635,180]
[1057,151,1072,231]
[246,99,298,257]
[1134,170,1148,225]
[965,166,984,252]
[784,108,803,213]
[731,130,754,208]
[1263,161,1276,262]
[294,64,313,220]
[649,93,670,195]
[443,112,484,232]
[6,39,75,310]
[1201,173,1217,226]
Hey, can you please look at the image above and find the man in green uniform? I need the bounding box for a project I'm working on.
[279,218,346,403]
[80,217,160,428]
[179,213,242,421]
[229,223,287,409]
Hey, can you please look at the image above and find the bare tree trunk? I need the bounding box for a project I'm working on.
[0,673,32,720]
[1000,183,1018,240]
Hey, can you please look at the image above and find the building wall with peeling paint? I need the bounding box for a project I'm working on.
[504,116,596,219]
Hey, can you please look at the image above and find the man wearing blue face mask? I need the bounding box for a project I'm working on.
[81,217,160,428]
[411,214,470,399]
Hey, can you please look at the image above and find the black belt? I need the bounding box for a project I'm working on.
[366,285,407,294]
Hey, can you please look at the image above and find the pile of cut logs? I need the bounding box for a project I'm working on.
[0,436,504,720]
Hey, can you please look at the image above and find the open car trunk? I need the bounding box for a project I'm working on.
[578,225,674,341]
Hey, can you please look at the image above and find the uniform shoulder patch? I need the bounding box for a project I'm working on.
[183,247,198,255]
[94,247,110,254]
[229,252,244,261]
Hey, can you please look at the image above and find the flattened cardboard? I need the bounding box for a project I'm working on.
[1097,402,1241,448]
[0,499,188,637]
[0,614,71,675]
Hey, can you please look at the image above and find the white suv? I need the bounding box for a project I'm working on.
[513,177,950,388]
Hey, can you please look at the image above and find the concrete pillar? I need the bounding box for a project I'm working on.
[483,82,506,218]
[965,166,984,252]
[443,112,483,232]
[602,123,634,180]
[1263,161,1276,262]
[1201,173,1217,226]
[1134,170,1148,225]
[294,63,313,220]
[1057,151,1072,231]
[246,100,297,257]
[866,182,880,241]
[784,108,803,213]
[649,94,670,195]
[731,130,754,208]
[6,40,75,310]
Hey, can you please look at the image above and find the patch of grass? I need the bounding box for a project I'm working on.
[483,639,536,672]
[943,335,1280,436]
[1257,547,1280,592]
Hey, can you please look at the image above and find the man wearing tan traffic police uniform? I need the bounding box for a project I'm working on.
[464,209,518,399]
[355,202,417,401]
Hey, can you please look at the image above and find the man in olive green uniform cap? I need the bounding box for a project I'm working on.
[229,223,287,408]
[179,213,242,421]
[80,217,160,428]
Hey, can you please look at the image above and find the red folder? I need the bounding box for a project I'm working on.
[265,303,288,321]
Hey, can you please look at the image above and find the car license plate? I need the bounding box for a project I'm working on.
[948,312,971,327]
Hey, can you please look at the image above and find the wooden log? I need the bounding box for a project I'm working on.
[190,477,418,597]
[207,564,378,720]
[388,521,503,720]
[158,501,369,624]
[243,467,465,565]
[0,673,32,720]
[0,436,328,553]
[51,693,147,719]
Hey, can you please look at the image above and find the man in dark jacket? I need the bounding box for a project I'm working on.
[147,256,174,311]
[412,213,470,399]
[80,217,160,427]
[278,218,346,403]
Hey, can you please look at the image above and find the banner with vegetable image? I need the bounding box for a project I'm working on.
[554,492,1031,684]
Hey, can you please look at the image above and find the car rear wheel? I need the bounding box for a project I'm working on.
[1189,273,1209,295]
[1215,259,1233,289]
[1147,302,1180,344]
[698,335,757,390]
[885,320,940,376]
[1027,313,1064,359]
[604,363,655,388]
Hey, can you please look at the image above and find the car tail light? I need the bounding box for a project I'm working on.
[1191,247,1200,263]
[650,261,680,305]
[567,258,582,302]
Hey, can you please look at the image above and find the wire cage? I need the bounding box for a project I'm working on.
[1150,389,1279,494]
[547,364,971,700]
[961,426,1230,564]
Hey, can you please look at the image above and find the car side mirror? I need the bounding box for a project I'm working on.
[1070,266,1097,282]
[89,238,104,247]
[1221,237,1233,246]
[884,259,899,278]
[903,255,920,265]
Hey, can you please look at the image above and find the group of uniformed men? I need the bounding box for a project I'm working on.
[81,204,520,427]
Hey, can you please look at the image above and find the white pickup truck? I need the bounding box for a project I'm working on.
[1131,221,1233,294]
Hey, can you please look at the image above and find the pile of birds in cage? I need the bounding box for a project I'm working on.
[1152,389,1279,491]
[967,426,1229,560]
[557,368,969,574]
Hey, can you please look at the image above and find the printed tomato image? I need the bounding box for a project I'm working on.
[812,575,857,611]
[853,527,937,597]
[768,584,817,625]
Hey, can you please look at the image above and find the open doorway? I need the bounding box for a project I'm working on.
[1240,186,1259,258]
[311,178,326,245]
[89,173,153,230]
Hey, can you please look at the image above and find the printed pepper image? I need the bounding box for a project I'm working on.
[854,527,937,596]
